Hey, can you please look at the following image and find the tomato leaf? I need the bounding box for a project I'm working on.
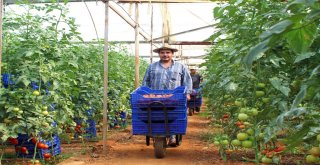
[244,39,270,67]
[260,20,293,40]
[291,85,307,109]
[285,23,317,54]
[294,52,316,63]
[310,65,320,78]
[269,77,290,96]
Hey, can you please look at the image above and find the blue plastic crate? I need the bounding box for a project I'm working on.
[130,86,187,109]
[43,135,60,147]
[40,143,61,156]
[2,74,14,88]
[16,143,61,159]
[132,118,187,136]
[74,119,97,138]
[17,134,60,147]
[131,107,187,122]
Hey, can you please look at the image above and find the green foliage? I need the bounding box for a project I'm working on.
[0,2,148,141]
[202,0,320,160]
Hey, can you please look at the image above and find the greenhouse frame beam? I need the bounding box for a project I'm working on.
[76,40,212,45]
[140,54,206,59]
[117,0,212,3]
[153,24,215,41]
[109,1,151,41]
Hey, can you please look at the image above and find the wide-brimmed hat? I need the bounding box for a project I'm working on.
[189,66,197,70]
[153,44,178,53]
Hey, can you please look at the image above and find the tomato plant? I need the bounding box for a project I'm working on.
[202,0,319,163]
[0,2,148,141]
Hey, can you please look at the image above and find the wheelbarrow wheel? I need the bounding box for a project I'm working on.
[154,137,166,158]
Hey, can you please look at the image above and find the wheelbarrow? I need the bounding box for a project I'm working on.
[145,101,184,158]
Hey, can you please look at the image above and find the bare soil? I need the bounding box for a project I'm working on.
[57,106,254,165]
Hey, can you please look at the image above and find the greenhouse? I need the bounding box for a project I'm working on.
[0,0,319,165]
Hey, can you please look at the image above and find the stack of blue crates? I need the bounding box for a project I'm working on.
[15,134,61,159]
[111,111,127,128]
[130,86,188,136]
[85,119,97,139]
[74,112,97,139]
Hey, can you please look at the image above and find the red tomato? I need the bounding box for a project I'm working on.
[238,125,245,129]
[8,137,19,145]
[43,144,49,149]
[20,147,28,154]
[235,121,243,126]
[37,142,45,149]
[274,146,285,152]
[43,153,51,159]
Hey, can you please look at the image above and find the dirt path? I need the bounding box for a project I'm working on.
[58,107,250,165]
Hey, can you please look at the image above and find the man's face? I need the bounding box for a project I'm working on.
[159,49,173,62]
[190,69,196,74]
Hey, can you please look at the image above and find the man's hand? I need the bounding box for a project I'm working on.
[187,94,191,100]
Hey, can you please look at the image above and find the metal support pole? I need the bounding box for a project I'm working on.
[134,3,140,88]
[150,4,153,63]
[0,0,3,81]
[103,0,109,153]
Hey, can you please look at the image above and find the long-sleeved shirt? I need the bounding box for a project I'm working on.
[142,60,193,94]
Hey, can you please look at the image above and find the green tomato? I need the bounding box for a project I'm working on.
[241,140,253,148]
[262,97,271,103]
[42,106,48,111]
[231,139,241,146]
[251,108,259,116]
[18,110,23,114]
[240,108,247,113]
[243,122,252,126]
[238,113,248,121]
[255,91,265,97]
[33,90,40,96]
[213,141,220,146]
[42,111,49,116]
[306,154,319,163]
[257,83,266,88]
[234,100,243,107]
[317,134,320,142]
[237,133,248,141]
[13,107,20,112]
[221,140,229,145]
[246,128,255,136]
[261,157,272,164]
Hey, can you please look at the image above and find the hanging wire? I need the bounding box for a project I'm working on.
[83,1,100,42]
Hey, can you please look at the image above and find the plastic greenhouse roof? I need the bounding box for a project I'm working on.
[5,1,218,66]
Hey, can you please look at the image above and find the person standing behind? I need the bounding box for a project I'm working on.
[190,67,202,113]
[190,67,202,90]
[142,44,192,146]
